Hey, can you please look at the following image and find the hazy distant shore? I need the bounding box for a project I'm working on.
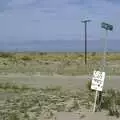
[0,40,120,52]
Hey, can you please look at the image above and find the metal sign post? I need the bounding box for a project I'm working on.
[101,22,113,71]
[98,22,113,111]
[103,29,108,70]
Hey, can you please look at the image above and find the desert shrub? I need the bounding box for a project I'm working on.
[86,80,91,91]
[0,83,4,88]
[86,80,94,92]
[44,61,50,65]
[20,56,32,61]
[3,62,8,65]
[12,83,20,90]
[91,52,96,56]
[0,82,32,92]
[85,80,120,118]
[90,55,102,60]
[43,86,62,92]
[3,82,12,89]
[101,89,120,118]
[102,89,119,109]
[108,107,120,118]
[20,84,29,91]
[0,52,13,58]
[0,82,20,90]
[0,82,16,90]
[39,52,47,56]
[0,87,83,119]
[107,55,120,61]
[8,112,20,120]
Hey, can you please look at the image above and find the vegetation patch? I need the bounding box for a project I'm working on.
[0,82,34,92]
[86,81,120,118]
[0,81,120,119]
[0,87,85,120]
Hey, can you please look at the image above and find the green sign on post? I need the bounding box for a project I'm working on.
[101,22,113,31]
[97,22,114,112]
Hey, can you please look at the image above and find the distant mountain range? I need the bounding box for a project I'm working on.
[0,40,119,52]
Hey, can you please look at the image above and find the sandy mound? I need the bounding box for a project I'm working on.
[55,111,120,120]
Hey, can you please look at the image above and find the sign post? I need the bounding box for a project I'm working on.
[101,22,113,70]
[97,22,114,111]
[93,90,98,112]
[91,70,105,112]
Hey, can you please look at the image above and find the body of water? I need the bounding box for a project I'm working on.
[0,40,119,52]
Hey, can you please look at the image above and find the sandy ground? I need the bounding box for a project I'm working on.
[0,74,120,120]
[55,111,120,120]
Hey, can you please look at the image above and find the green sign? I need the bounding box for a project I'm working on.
[101,22,113,31]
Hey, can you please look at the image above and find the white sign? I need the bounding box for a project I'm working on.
[91,70,105,91]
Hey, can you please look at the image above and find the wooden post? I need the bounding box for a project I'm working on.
[93,90,98,112]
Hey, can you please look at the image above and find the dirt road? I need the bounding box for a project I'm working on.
[0,74,120,90]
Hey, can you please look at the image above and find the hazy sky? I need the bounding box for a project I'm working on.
[0,0,120,41]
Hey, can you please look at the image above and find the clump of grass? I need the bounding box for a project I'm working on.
[39,52,47,56]
[85,80,120,118]
[20,84,30,91]
[86,80,92,91]
[0,82,33,92]
[20,55,32,61]
[0,83,4,88]
[43,86,62,92]
[0,52,14,58]
[107,54,120,61]
[0,86,84,120]
[108,107,120,118]
[72,99,80,110]
[86,80,94,92]
[91,52,96,56]
[8,111,20,120]
[0,82,14,90]
[12,83,20,90]
[0,82,120,119]
[101,89,120,118]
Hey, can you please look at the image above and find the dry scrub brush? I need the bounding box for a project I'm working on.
[86,80,120,118]
[0,86,85,120]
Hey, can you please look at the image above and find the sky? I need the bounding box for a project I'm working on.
[0,0,120,42]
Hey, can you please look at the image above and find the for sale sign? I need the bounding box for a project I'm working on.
[91,70,105,91]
